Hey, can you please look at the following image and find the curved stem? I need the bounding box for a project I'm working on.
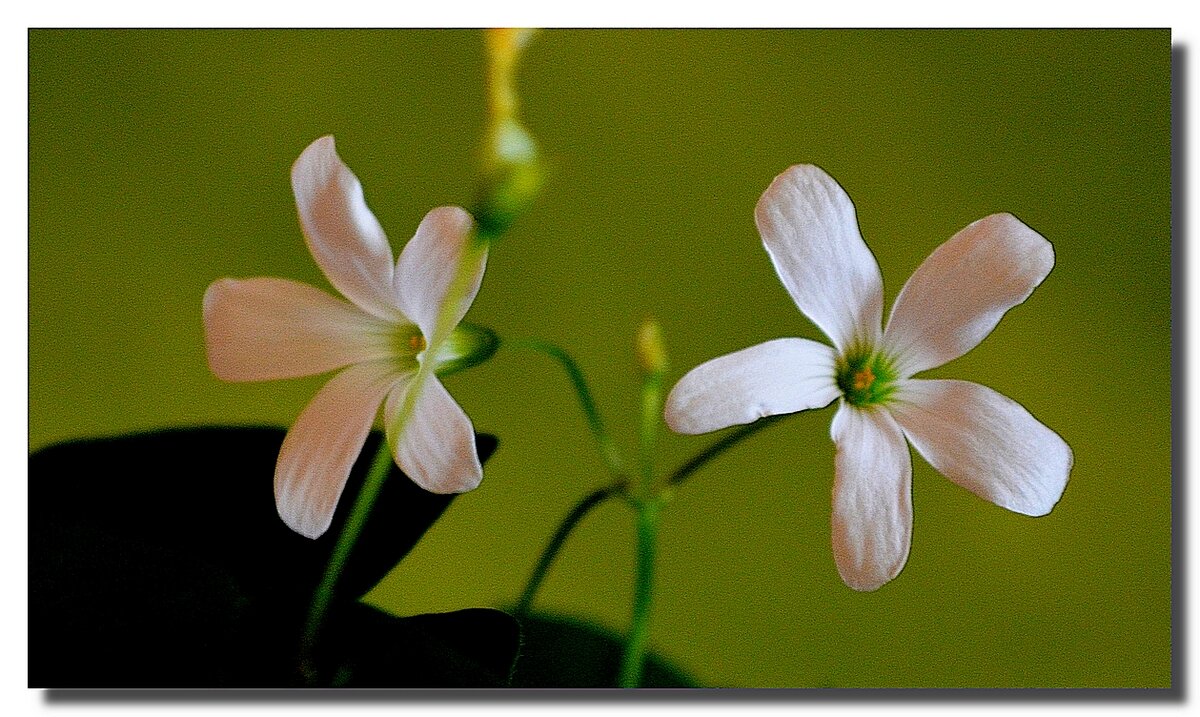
[509,338,625,477]
[666,414,789,488]
[515,478,628,617]
[618,500,660,688]
[300,436,395,681]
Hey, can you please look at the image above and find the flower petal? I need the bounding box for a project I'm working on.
[203,277,396,382]
[889,379,1072,516]
[291,135,401,321]
[664,338,838,435]
[394,206,485,341]
[755,165,884,352]
[830,404,913,592]
[385,374,483,494]
[274,361,402,539]
[882,213,1054,377]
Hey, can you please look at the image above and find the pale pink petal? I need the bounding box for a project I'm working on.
[394,206,485,341]
[830,404,912,592]
[755,165,884,353]
[291,136,401,321]
[889,379,1072,516]
[384,374,483,494]
[882,213,1054,378]
[664,338,839,435]
[203,277,396,382]
[274,361,404,539]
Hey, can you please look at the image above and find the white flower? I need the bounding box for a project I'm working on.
[664,164,1073,591]
[203,136,493,539]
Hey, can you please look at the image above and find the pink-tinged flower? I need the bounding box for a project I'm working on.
[203,136,496,539]
[664,165,1072,591]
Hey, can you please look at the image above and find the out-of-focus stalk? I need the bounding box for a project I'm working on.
[475,28,543,238]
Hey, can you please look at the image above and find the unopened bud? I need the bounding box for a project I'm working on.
[475,119,543,237]
[636,319,668,376]
[434,322,501,377]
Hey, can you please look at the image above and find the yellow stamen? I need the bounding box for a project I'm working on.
[409,334,427,353]
[852,366,875,391]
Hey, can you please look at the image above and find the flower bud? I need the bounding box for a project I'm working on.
[474,119,543,237]
[434,322,501,377]
[636,319,668,377]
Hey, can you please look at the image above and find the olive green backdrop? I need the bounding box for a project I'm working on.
[29,29,1171,687]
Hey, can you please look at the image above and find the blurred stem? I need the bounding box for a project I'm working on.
[667,414,788,488]
[509,338,626,478]
[300,436,394,681]
[476,29,541,237]
[638,370,664,494]
[486,29,529,124]
[514,477,628,617]
[619,499,660,688]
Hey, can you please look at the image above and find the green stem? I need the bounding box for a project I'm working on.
[617,363,666,688]
[667,414,788,488]
[514,478,628,617]
[618,500,660,688]
[300,435,394,680]
[509,338,625,477]
[638,371,663,493]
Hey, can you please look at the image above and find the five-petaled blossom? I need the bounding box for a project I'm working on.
[203,136,495,539]
[664,165,1073,591]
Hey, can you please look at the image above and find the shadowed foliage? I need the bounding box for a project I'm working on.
[29,427,519,687]
[511,612,698,687]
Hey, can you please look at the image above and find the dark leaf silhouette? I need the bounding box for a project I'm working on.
[511,612,698,687]
[29,427,516,687]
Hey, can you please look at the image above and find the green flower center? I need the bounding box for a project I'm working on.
[394,322,500,378]
[835,348,897,408]
[392,324,426,372]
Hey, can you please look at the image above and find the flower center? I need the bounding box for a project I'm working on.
[835,348,897,408]
[391,324,427,372]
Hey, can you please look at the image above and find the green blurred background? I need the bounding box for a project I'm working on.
[29,29,1171,687]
